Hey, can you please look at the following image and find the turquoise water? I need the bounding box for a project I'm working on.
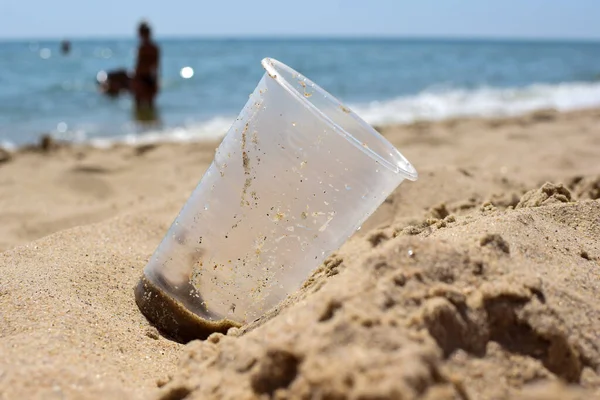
[1,38,600,147]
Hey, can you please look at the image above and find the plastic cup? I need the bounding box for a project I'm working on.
[135,58,417,342]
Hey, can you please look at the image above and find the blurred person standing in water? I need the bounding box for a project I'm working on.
[133,21,160,122]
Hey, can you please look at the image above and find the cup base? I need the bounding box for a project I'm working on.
[134,274,240,343]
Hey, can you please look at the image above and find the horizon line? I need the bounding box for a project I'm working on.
[1,33,600,43]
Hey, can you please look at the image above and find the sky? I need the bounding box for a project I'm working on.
[1,0,599,40]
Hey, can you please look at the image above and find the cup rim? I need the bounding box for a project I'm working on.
[261,57,417,181]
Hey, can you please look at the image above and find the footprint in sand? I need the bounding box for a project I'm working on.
[59,164,114,198]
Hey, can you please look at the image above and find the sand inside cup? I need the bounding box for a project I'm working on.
[134,274,240,343]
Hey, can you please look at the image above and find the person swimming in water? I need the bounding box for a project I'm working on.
[97,69,131,97]
[133,21,160,121]
[60,40,71,55]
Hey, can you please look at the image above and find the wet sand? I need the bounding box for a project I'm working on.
[0,108,599,399]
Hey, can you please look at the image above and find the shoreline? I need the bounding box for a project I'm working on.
[0,106,583,151]
[2,105,600,155]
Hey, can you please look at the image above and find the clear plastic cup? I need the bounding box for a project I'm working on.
[135,58,417,342]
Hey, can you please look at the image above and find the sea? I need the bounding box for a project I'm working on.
[1,37,600,148]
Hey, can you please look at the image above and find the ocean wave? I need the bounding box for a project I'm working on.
[0,139,17,151]
[352,81,600,126]
[88,115,234,148]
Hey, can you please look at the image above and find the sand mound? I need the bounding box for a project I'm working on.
[569,175,600,201]
[154,184,599,400]
[516,182,573,208]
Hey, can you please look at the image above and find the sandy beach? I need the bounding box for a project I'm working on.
[1,109,599,399]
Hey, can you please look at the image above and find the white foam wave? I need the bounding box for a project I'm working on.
[351,81,600,126]
[88,115,235,148]
[0,139,16,151]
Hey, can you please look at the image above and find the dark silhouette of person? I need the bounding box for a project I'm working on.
[61,40,71,55]
[133,21,160,121]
